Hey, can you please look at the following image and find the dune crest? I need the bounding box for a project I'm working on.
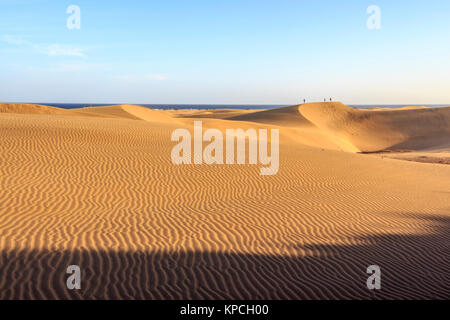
[228,105,315,128]
[0,103,71,115]
[299,102,450,153]
[74,104,179,123]
[121,104,180,123]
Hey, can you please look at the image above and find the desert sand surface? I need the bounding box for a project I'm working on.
[0,102,449,299]
[0,103,73,115]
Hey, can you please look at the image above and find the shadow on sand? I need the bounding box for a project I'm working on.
[0,212,448,300]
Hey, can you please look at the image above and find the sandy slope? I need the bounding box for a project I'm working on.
[228,105,315,128]
[299,102,450,152]
[0,103,73,115]
[171,109,257,119]
[0,103,449,299]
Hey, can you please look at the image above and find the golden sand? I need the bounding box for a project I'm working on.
[0,102,449,299]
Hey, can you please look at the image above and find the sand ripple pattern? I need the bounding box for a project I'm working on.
[0,106,449,299]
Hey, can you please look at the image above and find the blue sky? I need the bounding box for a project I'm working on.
[1,0,449,104]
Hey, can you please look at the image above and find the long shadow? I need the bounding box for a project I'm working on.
[0,212,448,300]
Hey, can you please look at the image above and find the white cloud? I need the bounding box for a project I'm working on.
[23,62,104,74]
[1,34,29,45]
[1,34,86,57]
[40,44,85,57]
[50,62,102,72]
[115,74,168,82]
[144,74,168,81]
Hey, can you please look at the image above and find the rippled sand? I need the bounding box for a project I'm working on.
[0,102,449,299]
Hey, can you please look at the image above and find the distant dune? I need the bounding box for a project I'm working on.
[0,102,449,299]
[299,102,450,153]
[72,104,180,123]
[228,105,315,128]
[0,103,72,115]
[365,106,430,111]
[226,102,450,153]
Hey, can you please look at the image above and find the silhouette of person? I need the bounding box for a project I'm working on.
[303,99,306,104]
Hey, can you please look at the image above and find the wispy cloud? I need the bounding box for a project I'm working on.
[1,34,29,45]
[25,62,104,73]
[1,34,86,57]
[115,74,168,82]
[39,44,85,57]
[144,74,168,81]
[50,62,102,72]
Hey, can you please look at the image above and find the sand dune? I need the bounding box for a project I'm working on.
[0,103,449,299]
[71,104,179,123]
[228,105,314,128]
[0,103,185,124]
[299,102,450,152]
[171,109,257,120]
[0,103,73,115]
[365,106,430,111]
[74,104,144,119]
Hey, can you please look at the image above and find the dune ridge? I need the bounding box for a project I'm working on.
[0,102,449,299]
[0,103,72,115]
[299,102,450,153]
[73,104,180,123]
[225,102,450,153]
[228,105,315,128]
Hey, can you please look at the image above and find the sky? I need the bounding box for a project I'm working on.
[1,0,450,105]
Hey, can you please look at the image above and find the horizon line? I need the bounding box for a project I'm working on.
[2,101,450,107]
